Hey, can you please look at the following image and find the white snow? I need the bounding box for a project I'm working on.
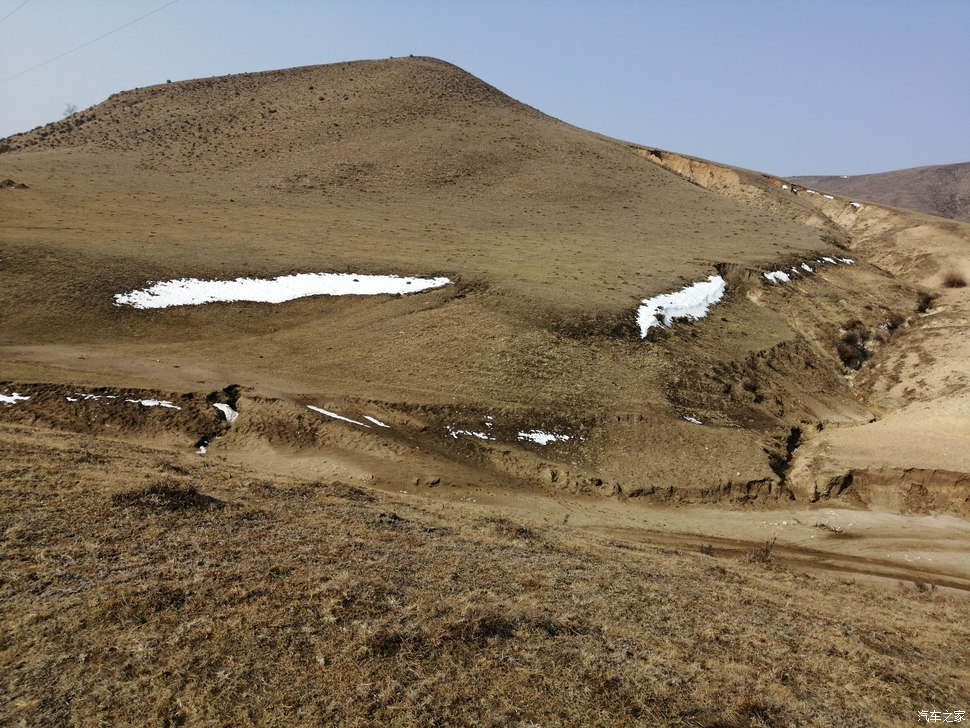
[823,194,835,200]
[363,415,391,428]
[307,405,370,428]
[66,393,117,402]
[1,392,29,405]
[196,445,207,455]
[637,274,727,336]
[213,403,239,424]
[840,175,849,179]
[125,398,181,409]
[446,426,493,441]
[850,202,862,209]
[781,184,789,190]
[683,415,703,425]
[764,271,791,284]
[806,189,818,195]
[114,272,452,309]
[767,256,854,285]
[517,430,571,445]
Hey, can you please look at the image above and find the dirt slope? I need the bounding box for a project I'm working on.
[792,162,970,222]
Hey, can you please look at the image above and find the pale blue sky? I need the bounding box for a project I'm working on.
[1,0,968,176]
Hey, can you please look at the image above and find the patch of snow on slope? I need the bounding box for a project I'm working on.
[307,405,370,428]
[125,398,181,409]
[850,202,862,209]
[517,430,571,445]
[823,194,835,200]
[637,275,727,337]
[115,273,453,309]
[768,256,854,285]
[764,271,791,284]
[213,403,238,424]
[363,415,391,428]
[66,393,117,402]
[683,414,703,425]
[446,426,493,441]
[1,392,29,405]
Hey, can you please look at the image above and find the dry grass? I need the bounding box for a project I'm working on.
[942,271,967,289]
[3,424,969,727]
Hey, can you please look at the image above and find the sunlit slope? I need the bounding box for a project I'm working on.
[1,57,835,322]
[4,56,953,500]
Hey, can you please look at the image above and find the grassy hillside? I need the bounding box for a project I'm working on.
[2,57,970,725]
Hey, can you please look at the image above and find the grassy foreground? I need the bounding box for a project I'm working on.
[2,423,969,727]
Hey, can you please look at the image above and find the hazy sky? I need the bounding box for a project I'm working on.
[1,0,968,176]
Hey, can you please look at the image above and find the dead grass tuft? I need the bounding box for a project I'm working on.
[486,516,539,541]
[745,536,776,563]
[942,271,967,288]
[112,481,224,512]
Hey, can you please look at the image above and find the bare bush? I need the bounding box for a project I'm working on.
[942,271,967,289]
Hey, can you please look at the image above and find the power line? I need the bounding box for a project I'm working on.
[0,0,179,84]
[0,0,31,25]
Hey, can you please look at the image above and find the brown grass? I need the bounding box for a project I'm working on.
[3,424,969,727]
[942,271,967,288]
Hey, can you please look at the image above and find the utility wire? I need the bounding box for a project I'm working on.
[0,0,179,84]
[0,0,31,26]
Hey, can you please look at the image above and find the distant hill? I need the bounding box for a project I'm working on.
[791,162,970,221]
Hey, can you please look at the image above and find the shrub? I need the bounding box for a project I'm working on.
[916,290,937,313]
[942,271,967,289]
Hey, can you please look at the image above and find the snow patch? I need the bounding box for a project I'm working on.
[66,393,117,402]
[637,275,726,337]
[823,194,835,200]
[446,426,493,441]
[850,202,862,209]
[307,405,370,428]
[213,403,238,424]
[517,430,571,445]
[683,414,703,425]
[768,256,854,285]
[363,415,391,428]
[125,398,181,409]
[1,392,29,405]
[764,271,791,284]
[115,272,453,309]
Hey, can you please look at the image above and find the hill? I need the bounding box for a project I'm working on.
[2,57,970,724]
[792,162,970,222]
